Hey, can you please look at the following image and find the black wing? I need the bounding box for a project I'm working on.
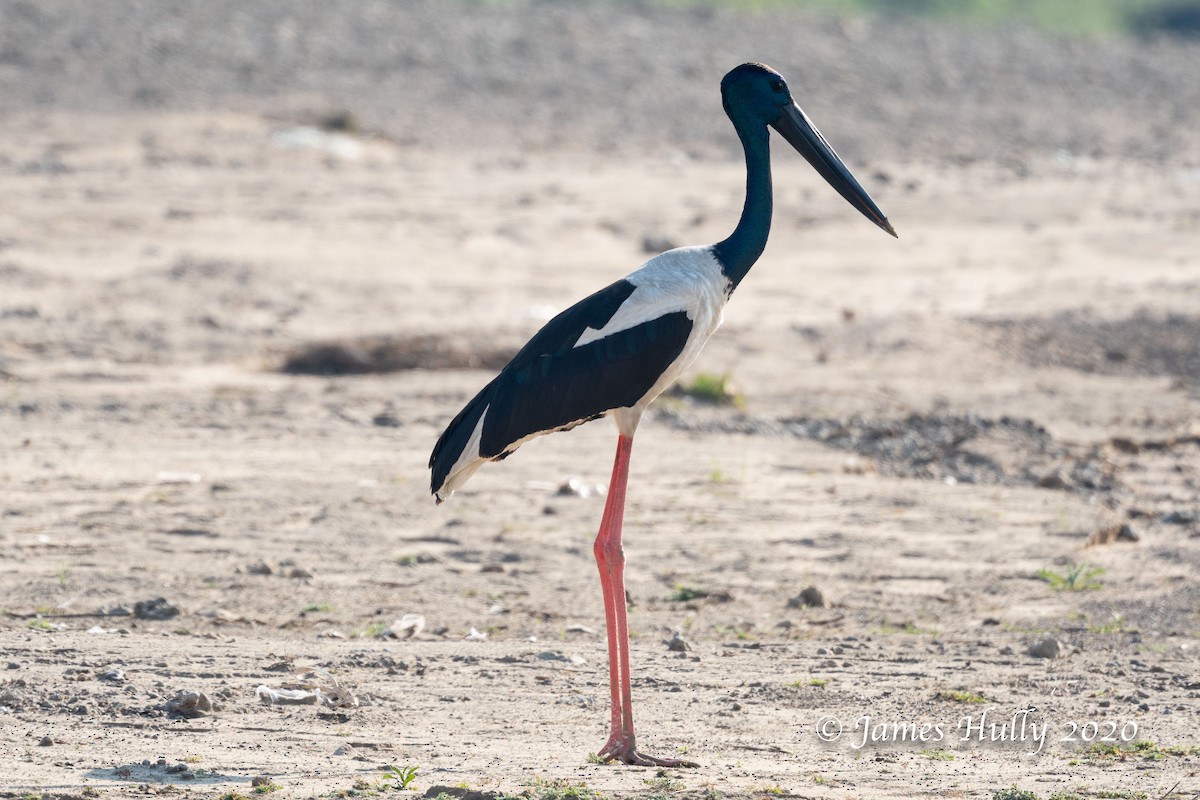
[430,278,693,494]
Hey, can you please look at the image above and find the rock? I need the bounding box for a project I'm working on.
[165,690,214,717]
[37,735,53,747]
[134,598,180,621]
[1109,437,1140,454]
[97,668,125,682]
[1036,472,1069,490]
[641,233,677,253]
[788,586,827,609]
[1088,522,1139,545]
[386,614,426,639]
[666,632,692,652]
[1028,636,1064,659]
[556,477,604,498]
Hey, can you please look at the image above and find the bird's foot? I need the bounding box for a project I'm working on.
[597,734,698,768]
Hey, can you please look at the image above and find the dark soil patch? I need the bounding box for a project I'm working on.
[981,310,1200,384]
[279,334,517,375]
[660,409,1121,498]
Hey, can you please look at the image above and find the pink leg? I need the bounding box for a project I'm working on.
[593,435,697,768]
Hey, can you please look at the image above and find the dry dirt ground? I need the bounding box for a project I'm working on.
[2,4,1200,800]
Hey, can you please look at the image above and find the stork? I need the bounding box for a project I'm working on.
[429,62,895,766]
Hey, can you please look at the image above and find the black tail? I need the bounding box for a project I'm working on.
[429,378,496,498]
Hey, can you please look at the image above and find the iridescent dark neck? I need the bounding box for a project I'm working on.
[712,117,772,290]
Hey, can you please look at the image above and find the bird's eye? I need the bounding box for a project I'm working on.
[770,80,785,93]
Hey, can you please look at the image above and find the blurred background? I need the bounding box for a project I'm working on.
[2,0,1200,164]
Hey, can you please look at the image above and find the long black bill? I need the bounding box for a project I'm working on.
[770,102,897,238]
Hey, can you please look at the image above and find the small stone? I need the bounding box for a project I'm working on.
[134,598,180,621]
[372,411,401,427]
[38,735,53,747]
[165,690,214,717]
[641,233,677,253]
[1036,472,1069,490]
[666,632,692,652]
[385,614,425,639]
[788,586,826,609]
[98,668,125,682]
[1028,636,1063,659]
[556,478,594,498]
[1116,524,1139,542]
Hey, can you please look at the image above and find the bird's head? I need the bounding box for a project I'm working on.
[720,62,795,124]
[721,62,896,238]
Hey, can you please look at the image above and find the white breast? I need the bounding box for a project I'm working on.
[588,246,732,434]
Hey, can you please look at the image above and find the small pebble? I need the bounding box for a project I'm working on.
[666,632,692,652]
[38,736,53,747]
[1028,636,1063,659]
[787,586,826,609]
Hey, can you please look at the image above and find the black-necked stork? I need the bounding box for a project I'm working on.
[429,63,895,766]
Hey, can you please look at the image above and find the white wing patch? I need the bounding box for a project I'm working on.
[436,407,489,502]
[572,246,729,350]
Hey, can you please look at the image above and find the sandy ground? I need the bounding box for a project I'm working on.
[2,5,1200,798]
[1,107,1197,799]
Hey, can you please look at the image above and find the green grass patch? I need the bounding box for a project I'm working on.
[670,583,708,602]
[524,777,606,800]
[993,788,1039,800]
[1081,739,1200,761]
[936,688,989,704]
[673,372,744,408]
[920,748,955,761]
[381,764,418,791]
[612,0,1199,37]
[1037,563,1105,592]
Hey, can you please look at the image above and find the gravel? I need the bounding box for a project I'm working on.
[1,0,1199,164]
